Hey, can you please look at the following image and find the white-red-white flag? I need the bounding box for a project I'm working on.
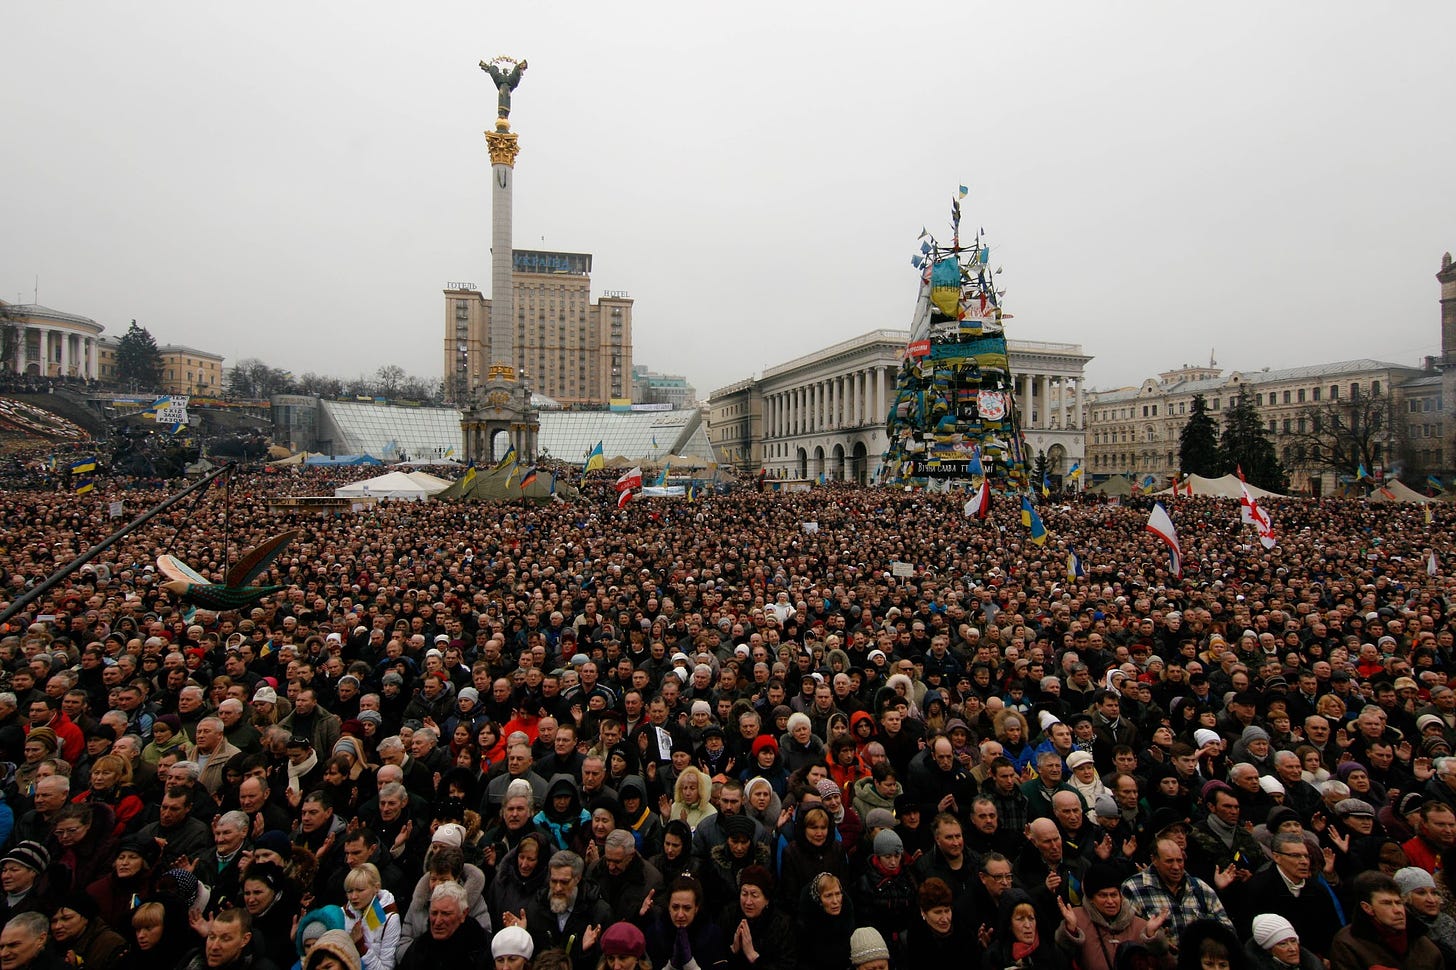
[617,489,634,509]
[1146,502,1182,578]
[615,466,642,492]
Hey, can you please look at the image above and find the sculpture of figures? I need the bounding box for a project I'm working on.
[480,57,527,121]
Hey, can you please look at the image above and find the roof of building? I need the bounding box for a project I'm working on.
[158,344,225,360]
[1090,358,1424,405]
[316,400,717,466]
[3,304,104,333]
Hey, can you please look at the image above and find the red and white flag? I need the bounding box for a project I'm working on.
[1146,502,1182,578]
[964,479,991,520]
[615,466,642,492]
[1236,467,1276,549]
[617,489,634,509]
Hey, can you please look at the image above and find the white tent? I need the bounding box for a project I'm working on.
[1367,479,1434,503]
[334,471,450,502]
[1153,473,1287,500]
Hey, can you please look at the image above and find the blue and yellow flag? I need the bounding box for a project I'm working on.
[1041,471,1050,498]
[1022,495,1048,545]
[70,458,96,475]
[444,446,455,458]
[75,478,94,495]
[1067,550,1085,581]
[1357,462,1370,481]
[1428,475,1443,491]
[583,441,605,473]
[1068,462,1082,481]
[363,897,389,932]
[656,462,670,487]
[496,444,517,470]
[460,464,476,488]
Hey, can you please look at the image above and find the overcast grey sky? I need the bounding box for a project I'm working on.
[3,3,1454,397]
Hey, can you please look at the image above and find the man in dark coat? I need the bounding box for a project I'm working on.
[523,850,611,970]
[398,883,491,970]
[1231,832,1343,957]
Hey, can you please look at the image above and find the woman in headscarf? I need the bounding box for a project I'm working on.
[142,714,190,764]
[1066,751,1109,811]
[1053,863,1168,970]
[488,832,550,929]
[87,833,160,928]
[795,872,855,970]
[741,776,783,835]
[666,766,716,832]
[981,889,1069,970]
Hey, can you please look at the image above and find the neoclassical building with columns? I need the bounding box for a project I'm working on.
[1,303,103,379]
[709,329,1091,484]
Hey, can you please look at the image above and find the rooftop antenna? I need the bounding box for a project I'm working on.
[33,275,38,303]
[1210,348,1217,367]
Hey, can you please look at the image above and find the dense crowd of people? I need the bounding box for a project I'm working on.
[0,459,1454,970]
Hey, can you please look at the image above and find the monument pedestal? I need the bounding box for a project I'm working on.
[462,364,539,465]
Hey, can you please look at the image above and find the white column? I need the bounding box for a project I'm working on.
[874,366,886,421]
[827,379,836,430]
[1074,381,1085,430]
[59,332,71,377]
[13,325,25,373]
[1038,375,1050,429]
[1020,374,1032,426]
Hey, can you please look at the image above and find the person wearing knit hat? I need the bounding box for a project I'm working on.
[0,841,48,916]
[305,929,362,970]
[253,829,293,866]
[848,927,890,970]
[862,807,896,834]
[1057,862,1171,970]
[1248,913,1314,970]
[1394,865,1456,963]
[1193,728,1222,751]
[872,829,903,858]
[1092,794,1120,820]
[491,925,535,970]
[432,822,466,849]
[600,921,647,963]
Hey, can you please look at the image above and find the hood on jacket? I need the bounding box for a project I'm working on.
[543,773,584,818]
[295,906,348,957]
[305,930,361,970]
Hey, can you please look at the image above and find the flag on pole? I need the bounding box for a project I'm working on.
[495,444,517,470]
[656,462,670,487]
[1021,495,1048,545]
[363,897,391,932]
[1146,503,1182,578]
[1426,503,1434,527]
[1067,550,1085,581]
[1041,470,1050,498]
[74,477,94,495]
[460,464,477,489]
[444,446,455,458]
[617,489,633,509]
[583,441,605,473]
[1068,462,1083,481]
[958,185,969,199]
[964,480,990,520]
[1429,550,1439,577]
[1237,467,1276,548]
[1357,462,1370,481]
[70,458,96,475]
[615,466,642,492]
[518,465,538,490]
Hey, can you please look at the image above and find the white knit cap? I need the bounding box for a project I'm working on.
[1251,914,1297,949]
[1193,729,1221,749]
[492,926,535,960]
[431,823,465,848]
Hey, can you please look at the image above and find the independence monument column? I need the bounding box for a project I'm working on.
[461,55,537,467]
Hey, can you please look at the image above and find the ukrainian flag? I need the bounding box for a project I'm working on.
[460,464,476,488]
[583,441,605,473]
[1068,462,1082,481]
[1357,462,1370,481]
[495,444,517,470]
[363,897,389,932]
[1022,495,1047,545]
[1067,550,1085,580]
[75,478,94,495]
[444,446,455,458]
[70,458,96,475]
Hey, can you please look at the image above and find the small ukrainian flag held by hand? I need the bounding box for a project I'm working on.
[363,897,388,932]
